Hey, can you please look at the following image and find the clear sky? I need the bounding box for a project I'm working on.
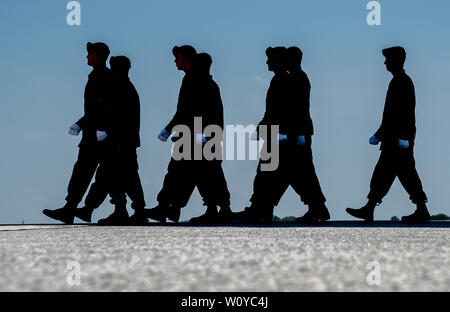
[0,0,449,223]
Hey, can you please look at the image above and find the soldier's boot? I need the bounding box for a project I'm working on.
[401,202,431,222]
[74,205,95,223]
[166,205,181,223]
[260,205,275,223]
[217,206,233,224]
[346,200,376,221]
[233,206,261,223]
[97,204,130,226]
[296,202,330,223]
[42,204,76,225]
[143,205,168,223]
[129,208,149,226]
[190,206,219,224]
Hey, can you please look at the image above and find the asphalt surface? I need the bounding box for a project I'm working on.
[0,222,449,291]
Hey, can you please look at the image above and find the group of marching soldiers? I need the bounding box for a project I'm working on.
[43,42,431,225]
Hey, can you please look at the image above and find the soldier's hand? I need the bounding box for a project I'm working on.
[68,123,81,136]
[158,129,170,142]
[277,134,288,142]
[296,135,306,146]
[250,131,259,141]
[96,130,108,142]
[369,136,379,145]
[196,133,207,144]
[398,139,409,149]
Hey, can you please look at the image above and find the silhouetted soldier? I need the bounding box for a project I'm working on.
[144,46,231,223]
[346,46,430,222]
[234,47,325,222]
[43,42,126,224]
[269,46,329,222]
[187,53,232,223]
[74,56,147,225]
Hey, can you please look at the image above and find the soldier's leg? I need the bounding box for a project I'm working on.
[246,159,287,221]
[74,162,110,223]
[100,142,127,215]
[44,145,100,224]
[121,148,146,212]
[147,159,196,223]
[192,160,232,223]
[346,149,397,221]
[396,149,428,205]
[156,159,195,208]
[290,143,326,206]
[83,163,109,209]
[367,150,397,204]
[65,145,100,208]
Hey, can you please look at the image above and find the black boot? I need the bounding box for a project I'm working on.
[98,205,129,226]
[42,204,76,225]
[346,200,376,221]
[233,206,262,223]
[190,206,219,224]
[217,206,233,223]
[296,203,330,223]
[401,202,431,222]
[143,205,167,223]
[74,206,94,223]
[129,209,149,225]
[167,205,181,223]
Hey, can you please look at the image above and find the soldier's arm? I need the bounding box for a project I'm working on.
[397,78,416,140]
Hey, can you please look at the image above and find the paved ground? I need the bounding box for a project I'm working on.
[0,222,449,291]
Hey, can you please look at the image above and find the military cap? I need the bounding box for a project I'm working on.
[87,42,110,59]
[382,46,406,63]
[172,45,197,59]
[266,46,288,57]
[287,46,303,66]
[193,53,212,74]
[110,55,131,70]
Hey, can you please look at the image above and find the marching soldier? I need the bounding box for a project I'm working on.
[346,46,430,222]
[145,47,231,223]
[43,42,126,224]
[75,56,148,225]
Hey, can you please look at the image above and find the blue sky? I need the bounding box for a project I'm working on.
[0,0,449,223]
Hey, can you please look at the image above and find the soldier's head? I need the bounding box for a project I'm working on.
[192,53,212,76]
[287,46,303,71]
[265,47,288,73]
[382,46,406,74]
[86,42,110,67]
[172,45,197,72]
[110,56,131,78]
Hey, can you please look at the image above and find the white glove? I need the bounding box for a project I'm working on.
[196,133,207,144]
[68,123,81,136]
[250,131,259,141]
[158,129,170,142]
[297,135,306,146]
[369,135,380,145]
[278,134,288,142]
[96,130,108,142]
[398,139,409,149]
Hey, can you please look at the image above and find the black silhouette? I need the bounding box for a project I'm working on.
[74,56,147,225]
[43,42,126,224]
[233,46,329,223]
[144,47,231,223]
[346,46,430,222]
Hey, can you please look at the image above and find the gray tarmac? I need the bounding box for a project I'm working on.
[0,222,449,291]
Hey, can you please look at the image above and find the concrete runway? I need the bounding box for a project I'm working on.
[0,222,449,291]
